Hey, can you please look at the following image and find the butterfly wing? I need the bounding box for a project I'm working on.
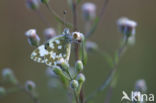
[30,35,71,66]
[44,35,71,66]
[30,44,48,63]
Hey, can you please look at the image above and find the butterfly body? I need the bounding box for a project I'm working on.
[31,29,72,67]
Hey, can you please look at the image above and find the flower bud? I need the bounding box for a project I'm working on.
[43,28,56,41]
[40,0,49,4]
[135,79,147,92]
[0,87,6,96]
[117,17,137,37]
[72,32,84,44]
[56,59,69,71]
[70,80,79,89]
[26,0,41,10]
[76,73,85,84]
[25,80,36,92]
[53,66,69,87]
[86,41,98,52]
[25,29,40,47]
[82,2,96,21]
[2,68,18,85]
[75,60,84,72]
[53,66,63,75]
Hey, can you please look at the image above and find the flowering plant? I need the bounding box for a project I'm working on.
[0,0,148,103]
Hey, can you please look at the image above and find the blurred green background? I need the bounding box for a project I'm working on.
[0,0,156,103]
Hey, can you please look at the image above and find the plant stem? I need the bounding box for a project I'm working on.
[72,0,80,61]
[74,89,80,103]
[85,37,128,103]
[45,3,72,28]
[17,84,40,103]
[104,86,113,103]
[86,0,110,38]
[72,0,85,102]
[72,1,78,31]
[66,69,79,103]
[104,37,128,103]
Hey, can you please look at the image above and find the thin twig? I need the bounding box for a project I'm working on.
[104,87,113,103]
[72,0,85,102]
[86,0,110,38]
[0,83,40,103]
[17,84,40,103]
[74,89,80,103]
[45,3,72,28]
[104,37,128,103]
[65,69,79,103]
[85,37,128,103]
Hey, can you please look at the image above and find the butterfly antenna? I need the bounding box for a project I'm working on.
[63,10,67,28]
[63,10,70,36]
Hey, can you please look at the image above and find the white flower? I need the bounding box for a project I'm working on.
[26,0,41,10]
[43,28,56,41]
[72,32,84,43]
[82,2,96,21]
[117,17,137,37]
[135,79,147,92]
[25,29,40,46]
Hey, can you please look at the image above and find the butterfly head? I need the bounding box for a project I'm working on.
[63,28,73,42]
[63,28,70,35]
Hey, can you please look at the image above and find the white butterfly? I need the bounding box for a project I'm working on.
[30,28,72,67]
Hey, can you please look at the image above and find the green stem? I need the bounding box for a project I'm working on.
[95,48,113,68]
[77,0,82,5]
[65,69,79,103]
[86,0,110,38]
[85,37,128,103]
[17,84,40,103]
[45,3,73,28]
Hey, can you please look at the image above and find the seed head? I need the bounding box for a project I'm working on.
[26,0,41,10]
[2,68,18,85]
[43,28,56,41]
[72,32,84,43]
[25,29,40,47]
[82,2,96,21]
[40,0,49,4]
[135,79,147,92]
[117,17,137,37]
[25,80,36,92]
